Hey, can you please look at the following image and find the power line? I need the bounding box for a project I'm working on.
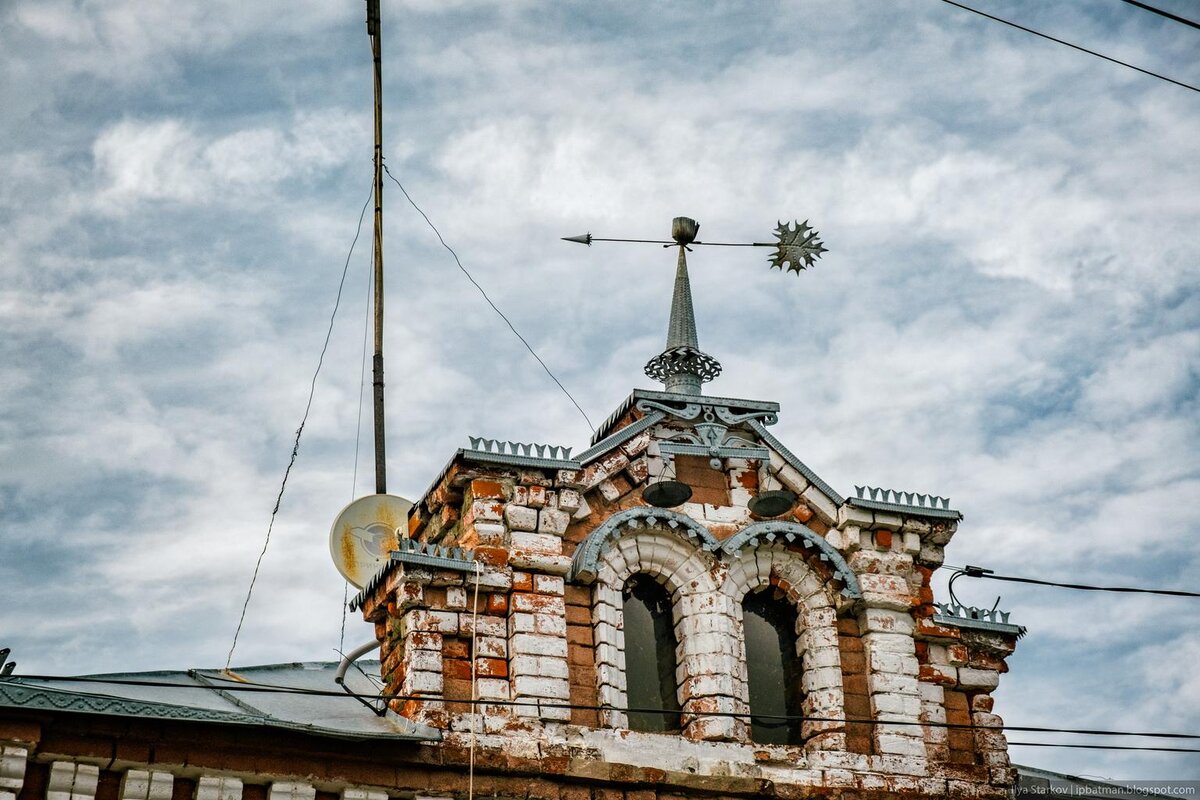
[949,564,1200,599]
[1119,0,1200,31]
[8,673,1199,744]
[381,162,596,432]
[1009,741,1200,753]
[938,0,1200,94]
[225,182,375,671]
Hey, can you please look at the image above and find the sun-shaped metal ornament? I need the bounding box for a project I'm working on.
[769,220,827,274]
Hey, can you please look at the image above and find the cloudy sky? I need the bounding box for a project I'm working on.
[2,0,1197,782]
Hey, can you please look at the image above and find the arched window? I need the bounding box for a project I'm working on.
[622,575,681,732]
[743,589,803,744]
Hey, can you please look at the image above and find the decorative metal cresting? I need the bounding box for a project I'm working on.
[936,565,1026,638]
[563,215,828,397]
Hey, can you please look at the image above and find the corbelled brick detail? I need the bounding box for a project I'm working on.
[348,404,1020,799]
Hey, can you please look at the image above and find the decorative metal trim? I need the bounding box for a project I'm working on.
[460,449,580,471]
[658,442,771,462]
[769,220,827,273]
[0,682,441,742]
[854,485,952,511]
[933,605,1026,638]
[745,420,845,505]
[588,389,779,446]
[569,507,721,583]
[349,541,478,611]
[847,486,961,520]
[391,539,477,572]
[575,411,666,465]
[719,521,862,599]
[644,346,722,384]
[848,497,963,520]
[468,437,573,461]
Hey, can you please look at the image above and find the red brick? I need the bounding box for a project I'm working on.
[470,479,505,499]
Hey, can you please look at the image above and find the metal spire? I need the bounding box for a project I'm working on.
[644,217,722,395]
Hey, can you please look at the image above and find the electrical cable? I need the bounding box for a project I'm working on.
[8,672,1199,744]
[381,162,596,432]
[938,0,1200,93]
[1119,0,1200,31]
[944,564,1200,598]
[225,182,375,672]
[1008,741,1200,753]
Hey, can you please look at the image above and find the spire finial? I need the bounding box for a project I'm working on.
[644,217,722,394]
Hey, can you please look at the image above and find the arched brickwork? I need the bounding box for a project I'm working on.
[589,523,734,738]
[722,545,848,751]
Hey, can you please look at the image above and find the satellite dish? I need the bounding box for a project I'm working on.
[329,493,413,589]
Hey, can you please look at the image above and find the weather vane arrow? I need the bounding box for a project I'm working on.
[563,215,830,398]
[561,218,828,274]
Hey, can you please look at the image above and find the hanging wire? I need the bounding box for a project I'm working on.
[939,0,1200,93]
[9,671,1200,750]
[944,564,1200,599]
[225,182,374,672]
[381,162,595,432]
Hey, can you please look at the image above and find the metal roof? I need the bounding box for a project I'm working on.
[0,661,440,742]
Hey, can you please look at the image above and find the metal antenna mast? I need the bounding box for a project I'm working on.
[366,0,386,494]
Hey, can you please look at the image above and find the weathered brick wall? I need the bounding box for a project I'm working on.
[350,409,1022,798]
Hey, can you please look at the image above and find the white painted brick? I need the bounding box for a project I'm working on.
[475,635,507,658]
[869,672,920,695]
[509,633,567,658]
[869,651,919,675]
[801,665,843,692]
[510,530,562,554]
[195,777,243,800]
[958,668,1000,690]
[503,505,538,532]
[444,586,467,609]
[537,508,571,536]
[48,763,99,800]
[0,747,27,794]
[508,552,572,574]
[861,607,916,634]
[875,733,928,758]
[472,522,507,547]
[474,678,510,700]
[596,480,622,502]
[404,670,442,694]
[401,609,459,636]
[512,675,570,699]
[458,614,505,638]
[803,645,842,670]
[572,494,592,520]
[902,531,921,553]
[863,631,916,655]
[510,655,569,679]
[873,693,922,717]
[917,682,945,703]
[508,611,566,637]
[120,772,171,800]
[407,647,441,673]
[268,784,315,800]
[533,574,564,595]
[511,594,565,615]
[341,789,388,800]
[556,488,581,513]
[703,504,748,524]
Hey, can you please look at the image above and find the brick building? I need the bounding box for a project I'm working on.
[1,219,1025,798]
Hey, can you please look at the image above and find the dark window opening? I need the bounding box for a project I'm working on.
[744,589,804,745]
[622,574,682,732]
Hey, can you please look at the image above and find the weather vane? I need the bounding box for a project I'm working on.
[563,216,828,395]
